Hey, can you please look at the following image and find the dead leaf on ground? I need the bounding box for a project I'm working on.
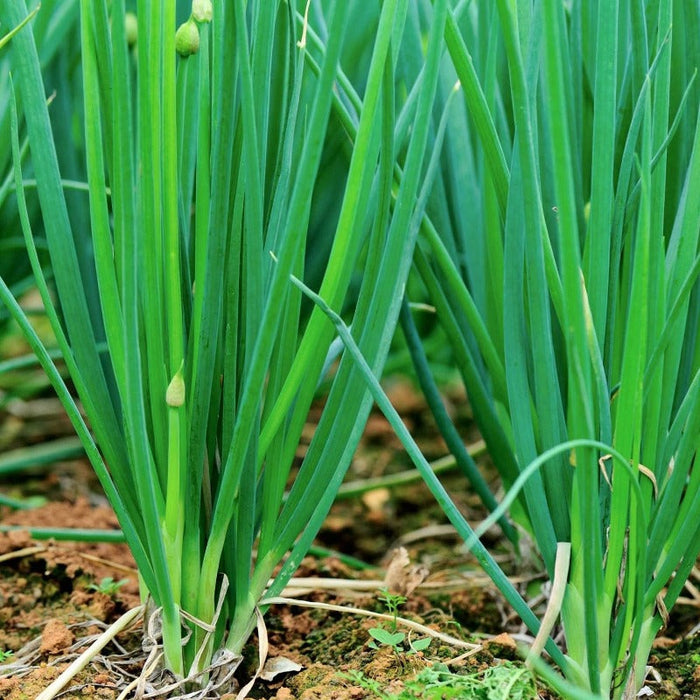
[383,546,429,596]
[260,656,303,681]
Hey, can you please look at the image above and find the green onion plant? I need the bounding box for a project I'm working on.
[385,2,699,698]
[0,1,80,335]
[0,0,450,686]
[0,1,90,507]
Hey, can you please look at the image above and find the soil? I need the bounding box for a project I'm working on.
[0,378,698,699]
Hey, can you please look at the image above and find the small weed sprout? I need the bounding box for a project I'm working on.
[367,588,431,655]
[0,649,13,663]
[341,670,391,700]
[377,588,406,632]
[87,577,129,597]
[368,626,405,653]
[407,635,431,654]
[343,663,537,700]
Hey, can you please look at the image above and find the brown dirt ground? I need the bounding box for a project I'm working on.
[0,379,699,699]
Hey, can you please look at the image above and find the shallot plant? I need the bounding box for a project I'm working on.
[388,1,699,698]
[287,1,699,698]
[0,0,449,687]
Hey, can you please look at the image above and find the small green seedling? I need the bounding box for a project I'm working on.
[408,636,432,654]
[87,577,129,596]
[368,588,431,655]
[0,649,13,663]
[368,628,432,655]
[377,588,406,631]
[344,662,538,700]
[368,626,406,652]
[341,670,391,700]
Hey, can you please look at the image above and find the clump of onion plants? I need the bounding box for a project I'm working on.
[376,1,698,699]
[292,1,699,699]
[0,0,448,689]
